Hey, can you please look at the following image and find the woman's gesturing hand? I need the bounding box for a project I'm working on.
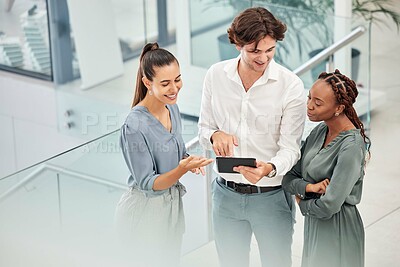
[179,156,213,176]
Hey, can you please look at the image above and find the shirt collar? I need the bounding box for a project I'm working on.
[224,55,279,85]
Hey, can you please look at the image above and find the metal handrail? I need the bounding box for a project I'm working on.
[0,129,120,181]
[185,136,199,150]
[293,26,366,76]
[0,136,200,203]
[0,165,46,202]
[0,163,127,202]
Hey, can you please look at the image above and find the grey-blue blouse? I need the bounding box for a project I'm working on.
[120,104,187,196]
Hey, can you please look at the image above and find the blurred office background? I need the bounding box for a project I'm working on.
[0,0,399,266]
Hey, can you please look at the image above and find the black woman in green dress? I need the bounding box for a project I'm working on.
[282,69,370,267]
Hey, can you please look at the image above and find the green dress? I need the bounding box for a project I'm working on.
[282,122,367,267]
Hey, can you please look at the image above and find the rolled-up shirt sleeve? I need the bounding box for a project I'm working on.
[120,123,159,192]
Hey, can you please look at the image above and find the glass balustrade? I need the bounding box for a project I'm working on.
[0,122,212,266]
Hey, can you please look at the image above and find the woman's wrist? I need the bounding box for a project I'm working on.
[305,183,313,193]
[176,164,188,175]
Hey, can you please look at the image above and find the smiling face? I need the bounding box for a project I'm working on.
[142,61,182,105]
[237,35,276,74]
[307,79,344,122]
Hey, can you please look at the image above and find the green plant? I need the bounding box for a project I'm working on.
[202,0,334,67]
[207,0,400,26]
[258,2,332,65]
[203,0,400,68]
[352,0,400,30]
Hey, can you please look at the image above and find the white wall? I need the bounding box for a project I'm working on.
[0,72,84,177]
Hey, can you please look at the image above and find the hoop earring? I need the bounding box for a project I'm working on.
[335,112,340,117]
[148,90,153,96]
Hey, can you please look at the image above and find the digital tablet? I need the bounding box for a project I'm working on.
[216,157,257,173]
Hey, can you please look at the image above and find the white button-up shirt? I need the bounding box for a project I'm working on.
[198,57,306,186]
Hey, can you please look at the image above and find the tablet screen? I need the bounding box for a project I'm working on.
[216,157,256,173]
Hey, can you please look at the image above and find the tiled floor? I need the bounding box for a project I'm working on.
[181,10,400,267]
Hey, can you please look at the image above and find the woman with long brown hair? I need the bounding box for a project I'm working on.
[282,69,370,267]
[115,43,212,266]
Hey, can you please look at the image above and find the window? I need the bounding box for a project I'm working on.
[0,0,52,80]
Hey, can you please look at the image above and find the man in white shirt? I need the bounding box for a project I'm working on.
[198,7,306,267]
